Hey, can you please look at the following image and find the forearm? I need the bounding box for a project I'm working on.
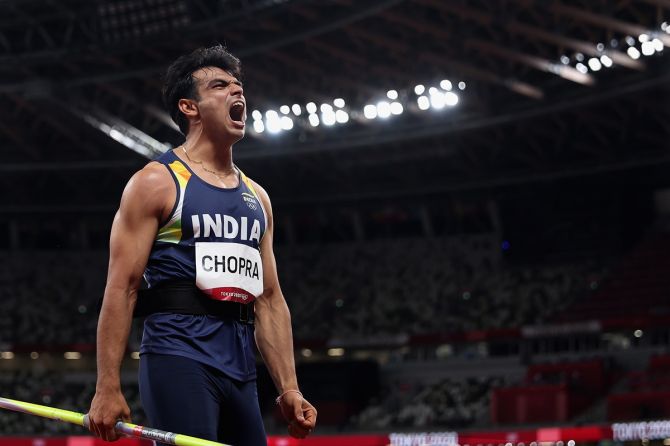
[254,294,299,393]
[96,286,137,391]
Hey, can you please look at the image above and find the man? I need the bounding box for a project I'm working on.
[87,45,317,445]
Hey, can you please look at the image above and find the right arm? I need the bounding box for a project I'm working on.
[87,163,173,441]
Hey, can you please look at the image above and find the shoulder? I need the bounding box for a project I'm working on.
[126,161,172,193]
[248,177,270,202]
[245,175,273,214]
[120,161,174,214]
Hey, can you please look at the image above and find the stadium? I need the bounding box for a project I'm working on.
[0,0,669,445]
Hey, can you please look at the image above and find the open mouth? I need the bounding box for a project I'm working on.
[229,101,245,124]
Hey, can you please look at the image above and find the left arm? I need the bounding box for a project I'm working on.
[252,181,317,438]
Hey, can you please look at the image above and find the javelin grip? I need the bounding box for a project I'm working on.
[0,397,230,446]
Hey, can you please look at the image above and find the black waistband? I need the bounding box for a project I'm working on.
[134,281,254,324]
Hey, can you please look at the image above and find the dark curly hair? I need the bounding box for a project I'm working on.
[162,45,242,135]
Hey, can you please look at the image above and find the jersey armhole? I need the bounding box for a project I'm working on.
[239,171,269,242]
[158,163,181,229]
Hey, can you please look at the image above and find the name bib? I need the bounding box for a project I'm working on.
[195,242,263,303]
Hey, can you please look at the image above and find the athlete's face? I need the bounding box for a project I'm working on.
[191,66,246,142]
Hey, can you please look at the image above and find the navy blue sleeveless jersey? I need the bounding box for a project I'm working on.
[140,149,267,382]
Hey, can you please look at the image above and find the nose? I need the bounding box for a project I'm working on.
[231,82,243,97]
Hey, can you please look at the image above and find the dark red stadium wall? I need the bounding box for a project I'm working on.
[607,354,670,421]
[492,383,589,424]
[608,391,670,421]
[491,359,610,424]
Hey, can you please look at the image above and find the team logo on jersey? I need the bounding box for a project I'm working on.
[242,192,258,210]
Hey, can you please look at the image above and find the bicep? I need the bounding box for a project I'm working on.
[254,184,284,300]
[259,228,281,295]
[105,174,163,291]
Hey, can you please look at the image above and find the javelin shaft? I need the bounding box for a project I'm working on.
[0,397,230,446]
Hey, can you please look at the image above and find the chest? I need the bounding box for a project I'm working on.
[180,182,265,246]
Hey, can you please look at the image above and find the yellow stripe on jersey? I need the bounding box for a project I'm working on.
[239,170,260,201]
[156,160,192,244]
[239,169,268,242]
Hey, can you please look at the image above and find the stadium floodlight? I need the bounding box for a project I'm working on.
[376,101,391,118]
[429,92,446,110]
[327,348,345,357]
[390,102,403,115]
[248,73,474,131]
[417,95,430,110]
[363,104,377,119]
[627,46,641,59]
[588,57,602,71]
[662,22,668,31]
[638,33,649,43]
[266,120,281,134]
[322,109,336,126]
[596,42,605,52]
[625,36,635,46]
[444,92,459,107]
[652,38,664,52]
[335,109,349,123]
[575,52,584,61]
[575,62,588,73]
[265,110,281,133]
[280,116,293,131]
[560,55,570,64]
[641,40,655,56]
[600,54,613,67]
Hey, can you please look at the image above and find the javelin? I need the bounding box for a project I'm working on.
[0,397,231,446]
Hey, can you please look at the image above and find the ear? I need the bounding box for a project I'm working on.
[178,98,199,120]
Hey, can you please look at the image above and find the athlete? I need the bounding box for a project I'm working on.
[87,45,317,445]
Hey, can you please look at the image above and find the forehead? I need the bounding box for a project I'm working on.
[191,66,237,84]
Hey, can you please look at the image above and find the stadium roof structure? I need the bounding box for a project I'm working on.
[0,0,668,212]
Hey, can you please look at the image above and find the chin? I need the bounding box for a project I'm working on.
[229,129,245,144]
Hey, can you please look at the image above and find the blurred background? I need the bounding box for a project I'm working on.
[0,0,669,445]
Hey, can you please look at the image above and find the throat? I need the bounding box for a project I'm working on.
[180,146,238,187]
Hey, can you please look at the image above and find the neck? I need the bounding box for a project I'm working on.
[183,131,235,173]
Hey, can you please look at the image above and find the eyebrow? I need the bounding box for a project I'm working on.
[207,78,243,87]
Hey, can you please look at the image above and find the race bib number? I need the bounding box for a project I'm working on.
[195,242,263,303]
